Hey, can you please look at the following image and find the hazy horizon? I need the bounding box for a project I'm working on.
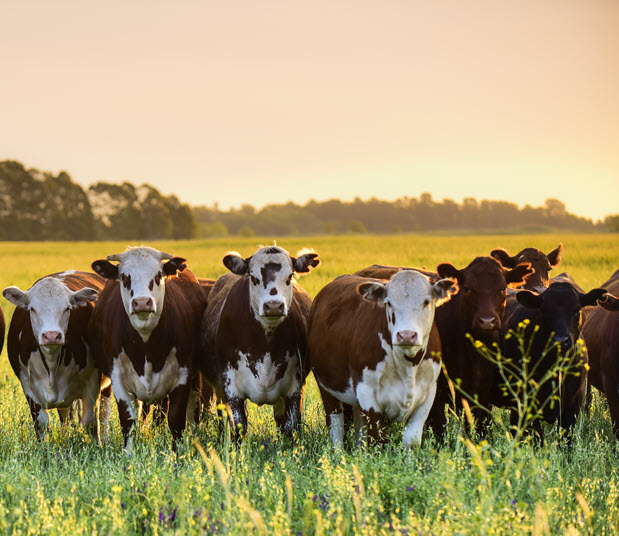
[2,1,617,222]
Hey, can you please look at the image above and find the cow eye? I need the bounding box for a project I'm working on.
[65,306,71,312]
[30,307,37,315]
[250,275,260,286]
[154,272,163,285]
[286,274,293,285]
[423,299,430,308]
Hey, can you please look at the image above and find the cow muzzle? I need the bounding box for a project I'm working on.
[395,330,418,347]
[474,316,500,331]
[41,331,64,346]
[262,300,285,317]
[131,297,154,315]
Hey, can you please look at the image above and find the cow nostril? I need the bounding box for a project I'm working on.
[396,330,417,345]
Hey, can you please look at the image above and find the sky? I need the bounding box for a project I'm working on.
[1,0,617,222]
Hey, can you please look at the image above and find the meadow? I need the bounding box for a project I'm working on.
[0,234,617,535]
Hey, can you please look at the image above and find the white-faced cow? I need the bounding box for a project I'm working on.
[355,258,533,435]
[89,247,208,450]
[309,270,457,448]
[200,245,319,439]
[3,271,109,440]
[501,281,606,436]
[491,244,563,292]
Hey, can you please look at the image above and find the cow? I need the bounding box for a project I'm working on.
[354,257,533,434]
[89,247,208,450]
[491,244,563,292]
[3,271,109,440]
[309,270,457,448]
[200,245,319,440]
[501,281,606,437]
[582,270,619,437]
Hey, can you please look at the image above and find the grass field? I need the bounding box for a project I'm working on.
[0,234,617,535]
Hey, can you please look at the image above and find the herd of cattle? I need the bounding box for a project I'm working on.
[0,243,617,450]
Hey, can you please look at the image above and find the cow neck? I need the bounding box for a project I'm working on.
[37,344,67,375]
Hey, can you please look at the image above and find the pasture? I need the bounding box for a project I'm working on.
[0,234,617,535]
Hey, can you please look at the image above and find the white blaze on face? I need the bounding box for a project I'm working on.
[247,248,295,331]
[3,278,98,357]
[358,270,456,359]
[114,247,169,340]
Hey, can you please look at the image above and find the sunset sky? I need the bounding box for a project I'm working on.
[1,1,617,222]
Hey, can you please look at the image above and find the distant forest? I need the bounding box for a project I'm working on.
[1,160,617,241]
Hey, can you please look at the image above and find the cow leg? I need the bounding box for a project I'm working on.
[318,385,345,449]
[152,398,169,427]
[274,386,305,438]
[603,375,619,440]
[79,372,104,441]
[26,396,49,440]
[57,407,72,425]
[366,409,386,445]
[168,384,190,450]
[100,383,113,437]
[353,405,367,446]
[226,396,248,441]
[403,378,438,448]
[116,394,140,450]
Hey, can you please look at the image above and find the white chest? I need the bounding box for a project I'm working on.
[20,348,96,409]
[224,351,300,405]
[111,347,189,404]
[355,340,440,422]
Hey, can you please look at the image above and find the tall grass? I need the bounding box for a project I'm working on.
[0,234,617,535]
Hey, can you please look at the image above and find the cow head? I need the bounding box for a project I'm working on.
[3,278,97,355]
[357,270,457,361]
[438,256,533,342]
[491,244,562,291]
[516,282,606,351]
[598,292,619,311]
[92,246,187,341]
[223,246,319,333]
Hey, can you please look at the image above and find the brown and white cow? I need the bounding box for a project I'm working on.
[582,269,619,437]
[200,245,319,439]
[491,244,563,292]
[90,247,208,449]
[3,271,109,440]
[309,270,457,448]
[355,258,533,434]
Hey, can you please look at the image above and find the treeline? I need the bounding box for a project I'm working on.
[0,161,194,240]
[195,194,609,237]
[1,160,616,241]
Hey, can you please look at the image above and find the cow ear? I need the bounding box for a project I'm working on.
[432,278,458,307]
[223,253,249,275]
[357,282,387,303]
[292,252,320,273]
[516,290,542,309]
[547,243,563,269]
[505,262,533,285]
[598,293,619,311]
[163,257,187,276]
[580,288,607,308]
[490,248,516,268]
[437,263,462,283]
[92,260,119,280]
[70,287,98,307]
[3,286,29,308]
